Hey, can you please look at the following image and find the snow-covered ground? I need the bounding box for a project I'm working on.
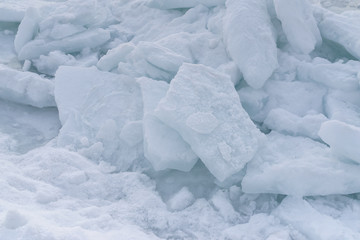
[1,0,360,239]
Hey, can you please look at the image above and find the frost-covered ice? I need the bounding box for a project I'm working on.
[2,0,360,238]
[155,63,264,181]
[274,0,322,54]
[223,0,278,89]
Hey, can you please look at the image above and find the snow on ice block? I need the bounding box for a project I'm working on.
[147,0,225,9]
[242,132,360,196]
[274,197,360,240]
[155,63,264,182]
[18,28,110,60]
[0,65,55,108]
[138,78,198,172]
[298,58,360,91]
[319,11,360,60]
[274,0,321,54]
[223,0,278,89]
[319,120,360,164]
[55,66,143,170]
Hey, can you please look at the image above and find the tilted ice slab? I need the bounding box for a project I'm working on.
[319,10,360,60]
[319,120,360,164]
[274,197,360,240]
[147,0,225,9]
[55,66,143,170]
[274,0,321,54]
[223,0,278,89]
[242,132,360,196]
[298,58,360,91]
[264,108,327,141]
[325,89,360,127]
[138,77,198,172]
[0,64,55,108]
[18,28,111,60]
[155,63,264,182]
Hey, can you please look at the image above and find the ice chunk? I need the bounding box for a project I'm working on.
[319,11,360,60]
[262,80,326,120]
[0,65,55,108]
[319,120,360,164]
[118,41,191,82]
[97,43,135,72]
[147,0,225,9]
[242,132,360,196]
[32,51,76,76]
[55,66,143,170]
[298,58,360,91]
[274,197,360,240]
[14,8,40,54]
[138,78,197,172]
[223,0,278,89]
[264,108,327,140]
[274,0,321,54]
[155,63,264,181]
[325,90,360,127]
[222,214,292,240]
[18,28,111,60]
[167,187,195,211]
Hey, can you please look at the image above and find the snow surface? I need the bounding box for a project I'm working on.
[1,0,360,239]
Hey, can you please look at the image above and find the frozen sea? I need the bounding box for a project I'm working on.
[0,0,360,239]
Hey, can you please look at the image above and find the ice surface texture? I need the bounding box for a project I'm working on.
[1,0,360,239]
[155,63,264,182]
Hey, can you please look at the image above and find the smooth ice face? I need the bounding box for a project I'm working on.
[0,64,55,108]
[319,11,360,60]
[155,63,264,182]
[223,0,278,89]
[319,120,360,164]
[55,66,143,170]
[138,77,198,172]
[242,132,360,196]
[274,0,321,54]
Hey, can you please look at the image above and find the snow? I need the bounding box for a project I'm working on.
[1,0,360,238]
[223,0,278,89]
[155,63,264,182]
[274,0,322,54]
